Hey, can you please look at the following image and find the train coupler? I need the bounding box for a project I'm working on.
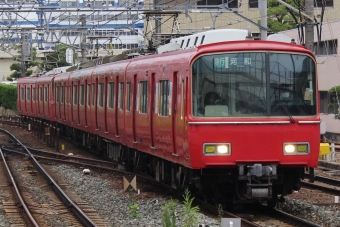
[238,164,278,199]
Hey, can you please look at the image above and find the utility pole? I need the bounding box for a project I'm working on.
[305,0,314,52]
[260,0,267,40]
[80,14,89,63]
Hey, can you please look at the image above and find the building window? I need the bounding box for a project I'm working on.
[98,83,104,107]
[197,0,238,8]
[108,82,114,109]
[126,82,132,111]
[139,81,148,113]
[315,0,333,7]
[159,80,170,116]
[313,39,337,55]
[249,0,258,8]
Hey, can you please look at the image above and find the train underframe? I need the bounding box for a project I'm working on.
[23,117,305,208]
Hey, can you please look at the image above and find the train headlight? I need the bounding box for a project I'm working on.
[283,143,309,155]
[204,143,231,156]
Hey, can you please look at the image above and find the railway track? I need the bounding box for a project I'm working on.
[0,120,327,226]
[0,127,110,227]
[1,145,320,226]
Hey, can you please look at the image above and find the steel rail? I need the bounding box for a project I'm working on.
[0,148,39,227]
[0,128,98,227]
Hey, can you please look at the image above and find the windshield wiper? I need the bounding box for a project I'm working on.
[282,106,295,123]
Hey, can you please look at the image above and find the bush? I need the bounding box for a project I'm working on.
[0,84,17,110]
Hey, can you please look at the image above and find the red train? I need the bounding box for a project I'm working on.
[17,29,320,207]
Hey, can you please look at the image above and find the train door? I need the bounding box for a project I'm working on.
[115,76,119,137]
[77,80,80,125]
[62,83,66,121]
[23,85,27,113]
[150,73,156,149]
[30,85,33,114]
[85,80,89,127]
[133,75,137,143]
[95,78,99,130]
[104,77,108,132]
[172,72,178,156]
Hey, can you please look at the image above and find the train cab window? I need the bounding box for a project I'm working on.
[192,52,317,117]
[80,84,85,106]
[159,80,170,116]
[44,87,48,102]
[126,82,131,111]
[87,84,91,106]
[118,82,124,109]
[108,82,114,109]
[20,87,24,100]
[73,85,78,105]
[98,83,104,107]
[139,81,148,113]
[26,87,30,101]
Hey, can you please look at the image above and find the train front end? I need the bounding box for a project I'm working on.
[188,41,320,204]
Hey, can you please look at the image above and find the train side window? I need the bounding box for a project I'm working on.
[118,82,124,109]
[39,87,42,102]
[44,87,48,102]
[91,83,95,106]
[107,82,114,109]
[20,87,24,100]
[61,86,64,104]
[55,86,59,103]
[26,87,30,101]
[139,81,148,113]
[159,80,169,116]
[126,82,131,111]
[87,84,90,106]
[98,83,104,107]
[32,88,35,101]
[186,39,190,48]
[73,85,78,105]
[80,84,85,106]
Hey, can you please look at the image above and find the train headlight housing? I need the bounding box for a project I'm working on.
[283,143,309,155]
[204,143,231,156]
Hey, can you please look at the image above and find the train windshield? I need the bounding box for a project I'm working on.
[192,52,317,117]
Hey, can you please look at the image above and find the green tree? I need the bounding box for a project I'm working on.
[42,44,70,70]
[7,47,42,80]
[267,0,300,33]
